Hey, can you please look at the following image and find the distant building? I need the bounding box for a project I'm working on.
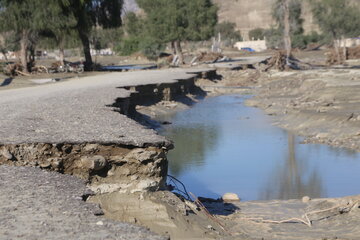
[234,39,267,52]
[337,38,360,48]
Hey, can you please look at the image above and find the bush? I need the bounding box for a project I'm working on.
[139,37,164,60]
[249,28,266,40]
[114,37,140,56]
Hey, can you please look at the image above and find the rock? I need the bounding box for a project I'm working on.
[207,225,215,230]
[302,196,311,203]
[125,149,159,163]
[48,158,63,169]
[80,155,107,171]
[222,193,240,202]
[131,180,158,193]
[39,162,51,168]
[1,148,14,160]
[83,144,99,152]
[316,132,329,139]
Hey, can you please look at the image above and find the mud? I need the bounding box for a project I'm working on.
[209,195,360,240]
[89,191,238,240]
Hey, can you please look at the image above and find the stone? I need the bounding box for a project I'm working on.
[49,158,63,169]
[131,180,158,193]
[125,149,159,163]
[83,144,99,152]
[222,193,240,202]
[316,132,329,139]
[39,162,51,168]
[302,196,311,203]
[80,155,107,171]
[1,148,14,160]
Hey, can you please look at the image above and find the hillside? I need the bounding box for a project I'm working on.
[213,0,318,40]
[125,0,359,40]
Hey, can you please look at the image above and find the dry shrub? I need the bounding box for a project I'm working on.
[197,52,224,63]
[325,48,346,65]
[326,46,360,65]
[4,63,24,76]
[347,46,360,60]
[259,50,311,71]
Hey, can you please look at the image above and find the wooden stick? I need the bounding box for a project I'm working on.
[15,70,31,76]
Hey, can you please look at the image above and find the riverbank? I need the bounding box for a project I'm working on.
[246,68,360,152]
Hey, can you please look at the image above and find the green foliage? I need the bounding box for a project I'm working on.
[269,0,305,48]
[310,0,360,40]
[115,13,164,59]
[273,0,304,36]
[215,22,242,41]
[0,32,19,53]
[136,0,217,44]
[91,28,123,50]
[124,12,144,37]
[249,28,266,40]
[264,27,283,48]
[114,36,140,55]
[139,37,165,60]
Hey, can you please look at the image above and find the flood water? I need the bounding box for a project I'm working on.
[160,95,360,201]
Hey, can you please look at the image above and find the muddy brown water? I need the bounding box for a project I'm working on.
[159,95,360,201]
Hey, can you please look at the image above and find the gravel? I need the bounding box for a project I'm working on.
[0,165,168,240]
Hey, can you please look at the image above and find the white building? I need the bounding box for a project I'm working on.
[234,39,267,52]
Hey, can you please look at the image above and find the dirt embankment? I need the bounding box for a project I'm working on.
[245,68,360,151]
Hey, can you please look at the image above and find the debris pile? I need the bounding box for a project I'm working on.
[258,51,310,71]
[326,46,360,65]
[347,45,360,60]
[325,48,347,65]
[197,52,224,62]
[190,52,230,66]
[3,63,27,76]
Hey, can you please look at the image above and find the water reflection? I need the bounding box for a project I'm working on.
[161,95,360,201]
[260,134,325,200]
[166,125,219,175]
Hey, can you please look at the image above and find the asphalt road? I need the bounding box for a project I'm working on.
[0,68,211,147]
[0,165,167,240]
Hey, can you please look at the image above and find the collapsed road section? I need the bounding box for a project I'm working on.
[0,68,216,239]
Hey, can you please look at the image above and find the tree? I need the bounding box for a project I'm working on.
[266,0,304,52]
[249,28,266,40]
[310,0,360,63]
[0,32,18,61]
[0,0,42,72]
[62,0,124,70]
[0,0,124,71]
[283,0,292,63]
[137,0,217,64]
[34,0,78,65]
[214,21,242,47]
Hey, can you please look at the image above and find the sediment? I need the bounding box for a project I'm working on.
[245,68,360,152]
